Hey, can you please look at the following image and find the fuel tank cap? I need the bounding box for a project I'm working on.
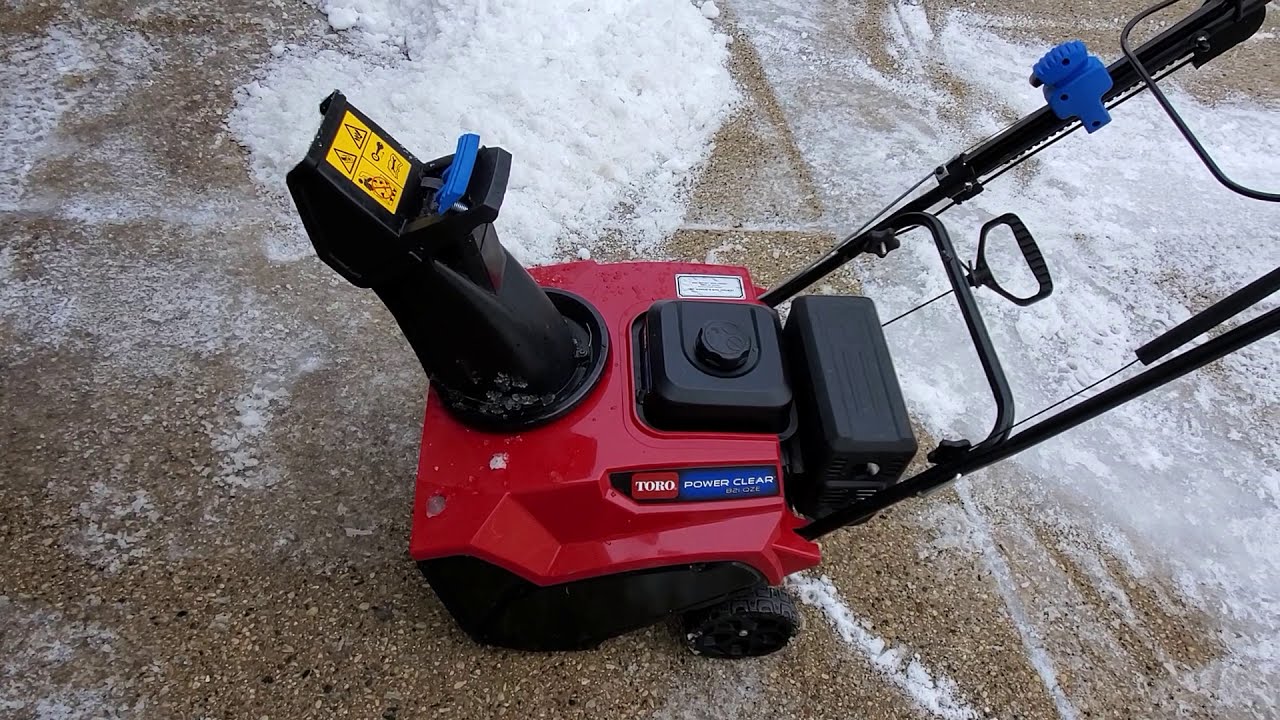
[696,320,752,371]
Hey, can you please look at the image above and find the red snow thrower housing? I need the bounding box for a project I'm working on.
[286,0,1277,658]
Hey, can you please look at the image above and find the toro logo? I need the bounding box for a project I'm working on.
[631,472,679,500]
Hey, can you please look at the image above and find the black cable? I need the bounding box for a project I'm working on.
[763,171,934,303]
[847,171,934,244]
[884,299,1141,427]
[1121,0,1279,202]
[882,289,954,327]
[951,58,1191,208]
[1010,359,1141,430]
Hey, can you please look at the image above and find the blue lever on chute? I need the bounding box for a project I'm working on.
[435,133,480,214]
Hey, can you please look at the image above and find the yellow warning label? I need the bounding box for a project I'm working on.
[324,111,411,213]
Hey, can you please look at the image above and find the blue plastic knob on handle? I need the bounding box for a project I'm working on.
[435,133,481,214]
[1032,41,1113,133]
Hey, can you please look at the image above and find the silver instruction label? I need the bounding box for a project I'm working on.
[675,274,745,299]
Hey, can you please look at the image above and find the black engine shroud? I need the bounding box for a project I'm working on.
[635,295,918,521]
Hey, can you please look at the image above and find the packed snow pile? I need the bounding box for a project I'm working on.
[228,0,737,265]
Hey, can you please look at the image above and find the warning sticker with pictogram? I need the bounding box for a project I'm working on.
[331,148,358,175]
[324,111,411,213]
[344,123,368,148]
[355,168,399,208]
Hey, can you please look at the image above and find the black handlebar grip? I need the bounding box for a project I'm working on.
[973,213,1054,307]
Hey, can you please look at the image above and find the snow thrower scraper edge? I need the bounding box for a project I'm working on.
[284,0,1278,659]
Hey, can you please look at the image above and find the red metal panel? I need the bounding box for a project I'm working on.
[408,261,821,585]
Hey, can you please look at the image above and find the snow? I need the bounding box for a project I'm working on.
[228,0,738,266]
[0,19,337,581]
[700,1,721,20]
[653,662,764,720]
[788,574,979,720]
[206,382,290,488]
[0,600,133,718]
[954,484,1079,720]
[734,0,1279,712]
[489,452,508,470]
[325,5,360,31]
[0,26,157,212]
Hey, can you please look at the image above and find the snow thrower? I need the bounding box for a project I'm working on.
[286,0,1277,658]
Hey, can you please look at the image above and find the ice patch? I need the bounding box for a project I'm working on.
[914,501,983,560]
[0,25,323,379]
[489,453,508,470]
[228,0,738,266]
[0,223,322,382]
[788,573,978,720]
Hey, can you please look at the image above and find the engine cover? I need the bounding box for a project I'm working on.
[637,299,792,434]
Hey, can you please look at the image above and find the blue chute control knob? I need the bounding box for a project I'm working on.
[1030,41,1113,133]
[435,133,481,214]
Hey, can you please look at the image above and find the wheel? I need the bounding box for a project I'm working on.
[681,585,800,658]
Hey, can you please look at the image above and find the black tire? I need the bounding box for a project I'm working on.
[681,585,800,659]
